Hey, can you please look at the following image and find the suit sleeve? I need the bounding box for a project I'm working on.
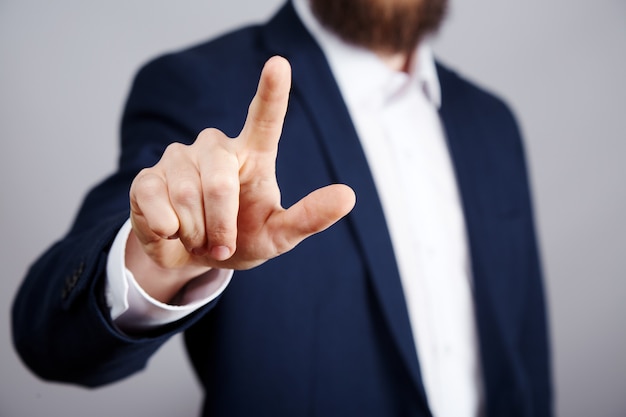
[11,52,222,387]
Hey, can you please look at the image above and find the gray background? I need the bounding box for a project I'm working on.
[1,0,624,416]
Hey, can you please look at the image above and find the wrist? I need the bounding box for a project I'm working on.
[125,230,211,304]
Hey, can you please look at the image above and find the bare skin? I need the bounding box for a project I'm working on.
[378,51,413,73]
[126,56,356,303]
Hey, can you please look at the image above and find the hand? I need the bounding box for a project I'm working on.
[126,56,356,302]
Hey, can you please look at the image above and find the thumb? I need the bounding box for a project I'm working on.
[273,184,356,252]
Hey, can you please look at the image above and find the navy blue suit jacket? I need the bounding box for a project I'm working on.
[13,3,552,416]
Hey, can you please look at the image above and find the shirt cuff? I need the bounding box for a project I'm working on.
[105,219,233,332]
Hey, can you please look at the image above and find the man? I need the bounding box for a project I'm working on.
[12,0,552,416]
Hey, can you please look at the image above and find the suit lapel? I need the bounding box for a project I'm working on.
[437,64,512,408]
[262,2,429,405]
[261,4,519,413]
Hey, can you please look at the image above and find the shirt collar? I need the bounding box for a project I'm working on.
[291,0,441,109]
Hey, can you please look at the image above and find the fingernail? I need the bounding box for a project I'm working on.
[210,246,231,261]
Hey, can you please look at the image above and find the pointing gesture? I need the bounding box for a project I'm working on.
[127,56,356,302]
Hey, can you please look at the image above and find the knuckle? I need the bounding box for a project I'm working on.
[162,141,188,159]
[180,227,205,248]
[254,121,277,139]
[204,171,239,199]
[196,127,227,144]
[151,222,177,239]
[171,180,202,207]
[198,127,220,138]
[196,128,238,154]
[206,227,233,247]
[132,170,163,200]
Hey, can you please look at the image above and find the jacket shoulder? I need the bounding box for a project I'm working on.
[436,61,519,128]
[122,24,272,143]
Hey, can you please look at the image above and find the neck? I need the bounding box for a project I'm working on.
[377,49,415,73]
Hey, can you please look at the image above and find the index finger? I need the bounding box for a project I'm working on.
[239,56,291,152]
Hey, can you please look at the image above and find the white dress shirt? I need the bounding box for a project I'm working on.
[105,219,232,332]
[106,0,483,414]
[294,2,483,415]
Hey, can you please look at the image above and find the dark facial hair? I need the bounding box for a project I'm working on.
[310,0,448,54]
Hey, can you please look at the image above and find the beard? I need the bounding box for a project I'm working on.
[310,0,448,54]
